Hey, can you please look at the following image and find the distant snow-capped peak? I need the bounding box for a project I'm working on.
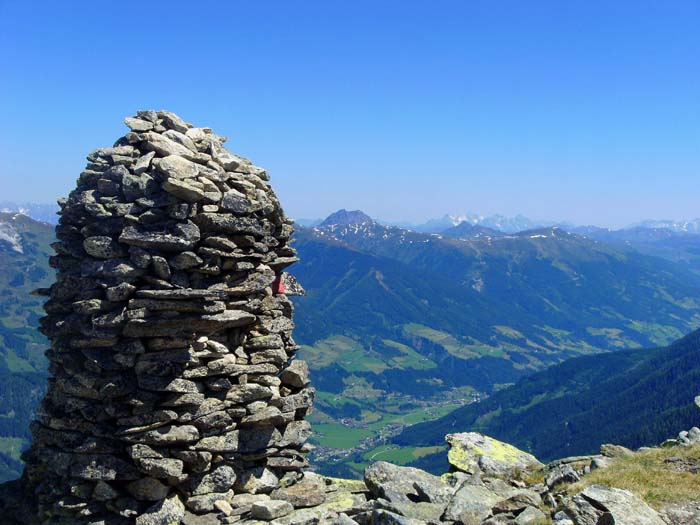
[0,220,23,253]
[633,219,700,234]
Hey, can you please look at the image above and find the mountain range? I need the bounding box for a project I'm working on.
[0,213,53,481]
[285,211,700,475]
[2,208,700,480]
[7,201,700,237]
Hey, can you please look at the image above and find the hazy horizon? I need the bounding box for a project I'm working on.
[3,199,700,231]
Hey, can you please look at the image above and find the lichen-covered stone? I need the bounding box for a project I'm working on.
[445,432,543,478]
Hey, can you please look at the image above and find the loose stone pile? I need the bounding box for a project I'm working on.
[20,111,314,524]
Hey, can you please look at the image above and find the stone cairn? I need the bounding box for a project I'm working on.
[21,111,314,524]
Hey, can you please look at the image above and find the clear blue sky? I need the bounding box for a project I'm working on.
[1,1,698,227]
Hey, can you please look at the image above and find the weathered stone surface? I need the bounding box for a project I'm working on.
[188,465,236,495]
[122,424,200,445]
[235,466,280,494]
[251,499,294,519]
[280,360,310,388]
[153,154,199,179]
[170,251,203,270]
[270,472,327,508]
[186,491,234,513]
[163,177,206,202]
[659,500,700,525]
[566,485,666,525]
[221,189,259,214]
[515,506,549,525]
[84,236,128,258]
[364,461,451,521]
[442,483,500,523]
[194,431,240,453]
[139,132,204,162]
[127,477,169,501]
[446,432,543,478]
[123,310,256,336]
[372,509,427,525]
[545,463,580,488]
[135,458,184,481]
[600,444,634,458]
[120,221,201,251]
[135,494,185,525]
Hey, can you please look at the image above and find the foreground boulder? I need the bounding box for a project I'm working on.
[446,432,543,478]
[562,484,666,525]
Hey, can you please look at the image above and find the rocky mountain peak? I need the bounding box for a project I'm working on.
[320,209,374,227]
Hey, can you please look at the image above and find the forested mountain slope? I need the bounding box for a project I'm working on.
[396,329,700,468]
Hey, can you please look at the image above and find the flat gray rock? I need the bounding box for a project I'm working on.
[568,485,666,525]
[251,499,294,519]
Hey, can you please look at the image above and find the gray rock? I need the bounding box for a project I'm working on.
[133,151,156,175]
[135,494,185,525]
[151,255,171,280]
[163,177,206,202]
[226,383,274,403]
[189,465,237,495]
[126,477,169,501]
[443,483,501,523]
[182,511,221,525]
[567,484,666,525]
[280,360,310,388]
[122,424,200,445]
[170,251,203,269]
[119,221,201,251]
[83,235,127,259]
[492,489,542,514]
[123,309,256,336]
[659,500,700,525]
[545,464,580,488]
[515,506,548,525]
[251,499,294,519]
[194,431,240,453]
[139,132,204,162]
[371,509,427,525]
[270,472,327,508]
[600,444,634,458]
[56,453,141,481]
[185,491,233,513]
[364,462,450,521]
[688,427,700,444]
[106,282,136,301]
[153,154,199,179]
[124,117,154,132]
[158,110,191,133]
[163,129,198,152]
[221,189,258,214]
[590,456,613,470]
[210,142,243,171]
[446,432,542,478]
[134,457,184,479]
[234,466,279,494]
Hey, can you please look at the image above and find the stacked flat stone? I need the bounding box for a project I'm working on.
[22,110,313,524]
